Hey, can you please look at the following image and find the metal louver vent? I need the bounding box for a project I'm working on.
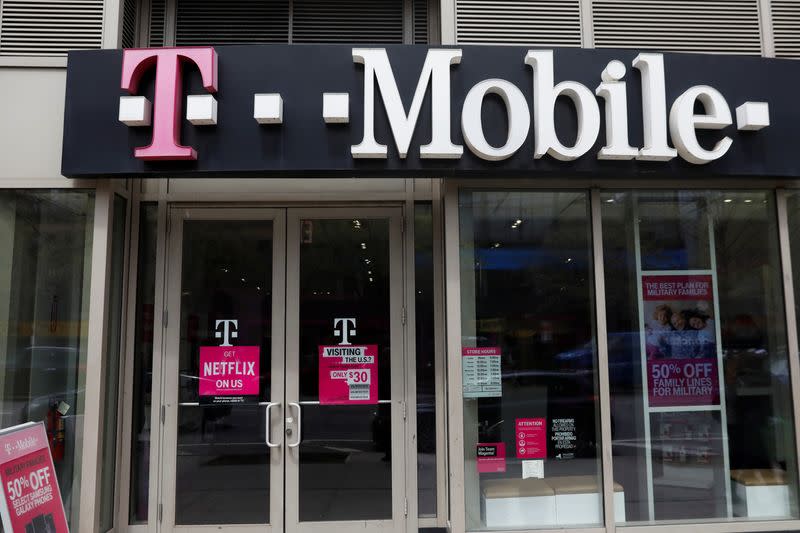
[772,0,800,59]
[456,0,582,46]
[292,0,403,43]
[413,0,428,43]
[0,0,104,56]
[592,0,762,55]
[121,0,137,48]
[148,0,165,47]
[175,0,289,45]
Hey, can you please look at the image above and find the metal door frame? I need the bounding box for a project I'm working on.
[284,206,407,533]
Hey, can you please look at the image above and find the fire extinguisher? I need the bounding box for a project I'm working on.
[46,402,65,462]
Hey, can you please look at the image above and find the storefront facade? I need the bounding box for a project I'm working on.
[2,1,800,532]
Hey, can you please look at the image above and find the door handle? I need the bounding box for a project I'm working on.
[287,402,302,448]
[265,402,281,448]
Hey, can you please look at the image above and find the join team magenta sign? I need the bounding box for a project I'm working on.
[0,422,69,533]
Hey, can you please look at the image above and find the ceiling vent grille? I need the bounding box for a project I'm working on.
[175,0,290,45]
[292,0,404,43]
[413,0,429,43]
[456,0,582,46]
[120,0,137,48]
[0,0,104,56]
[148,0,166,46]
[592,0,762,55]
[772,0,800,59]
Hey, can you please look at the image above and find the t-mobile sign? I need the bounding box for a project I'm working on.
[0,422,69,533]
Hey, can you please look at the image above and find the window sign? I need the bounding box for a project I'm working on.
[319,318,379,405]
[462,347,502,398]
[642,275,720,407]
[550,418,577,460]
[476,443,506,473]
[0,422,69,533]
[515,418,547,459]
[198,319,260,405]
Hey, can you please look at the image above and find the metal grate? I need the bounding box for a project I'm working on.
[592,0,762,55]
[175,0,290,45]
[456,0,582,46]
[292,0,404,43]
[0,0,104,56]
[413,0,428,43]
[148,0,165,46]
[121,0,137,48]
[772,0,800,59]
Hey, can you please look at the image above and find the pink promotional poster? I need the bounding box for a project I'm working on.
[642,274,720,407]
[199,345,260,404]
[319,345,378,405]
[515,418,547,459]
[0,422,69,533]
[477,442,506,473]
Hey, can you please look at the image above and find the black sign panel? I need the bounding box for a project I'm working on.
[62,45,800,178]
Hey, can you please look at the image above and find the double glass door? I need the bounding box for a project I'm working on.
[160,207,405,533]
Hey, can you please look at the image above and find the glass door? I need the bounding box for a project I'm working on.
[161,208,286,533]
[284,208,406,533]
[160,206,406,533]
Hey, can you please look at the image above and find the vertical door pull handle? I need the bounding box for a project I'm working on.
[287,402,302,448]
[265,402,282,448]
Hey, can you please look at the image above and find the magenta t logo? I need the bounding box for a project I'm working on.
[121,47,218,160]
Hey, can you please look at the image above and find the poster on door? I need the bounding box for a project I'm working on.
[641,274,720,407]
[0,422,69,533]
[319,345,378,404]
[198,345,260,405]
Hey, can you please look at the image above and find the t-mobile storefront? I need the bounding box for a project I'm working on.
[7,44,800,533]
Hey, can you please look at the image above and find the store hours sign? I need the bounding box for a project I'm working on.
[62,45,800,179]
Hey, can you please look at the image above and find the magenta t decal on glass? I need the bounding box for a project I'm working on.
[121,47,218,160]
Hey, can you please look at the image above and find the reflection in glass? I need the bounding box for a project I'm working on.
[129,203,157,524]
[415,203,437,517]
[100,195,128,531]
[297,218,392,522]
[0,190,95,529]
[459,190,602,530]
[175,219,273,525]
[603,191,798,524]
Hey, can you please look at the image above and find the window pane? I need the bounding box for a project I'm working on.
[415,203,437,517]
[603,190,798,524]
[100,195,128,531]
[129,203,157,524]
[0,190,95,530]
[459,190,602,530]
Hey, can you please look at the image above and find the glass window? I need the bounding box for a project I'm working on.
[129,203,157,524]
[459,190,602,530]
[415,203,437,517]
[0,190,95,529]
[99,195,128,531]
[602,190,798,524]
